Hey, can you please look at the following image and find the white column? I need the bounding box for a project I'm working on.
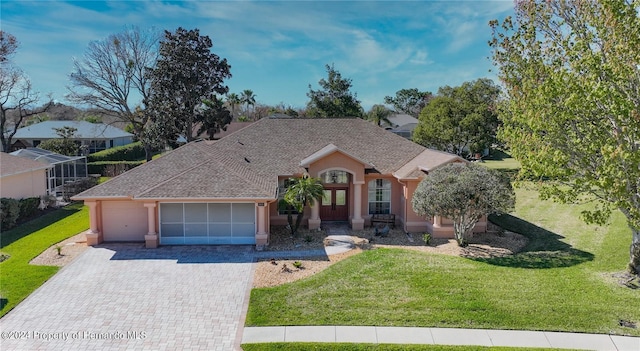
[353,182,362,220]
[144,203,157,235]
[308,199,321,230]
[144,202,158,248]
[85,201,102,246]
[86,201,100,234]
[433,215,442,227]
[351,181,364,230]
[256,203,269,247]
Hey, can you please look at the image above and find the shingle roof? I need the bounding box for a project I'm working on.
[13,121,133,139]
[74,118,461,200]
[0,152,51,177]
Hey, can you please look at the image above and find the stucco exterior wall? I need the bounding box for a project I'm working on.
[308,152,365,183]
[0,170,48,199]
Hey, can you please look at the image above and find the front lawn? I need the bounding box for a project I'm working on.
[0,202,88,317]
[242,343,576,351]
[246,185,640,336]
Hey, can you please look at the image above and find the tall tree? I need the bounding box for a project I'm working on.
[0,31,18,63]
[146,27,231,144]
[366,104,393,127]
[412,163,515,246]
[306,64,363,118]
[0,32,51,152]
[196,97,232,140]
[412,78,500,157]
[68,26,159,160]
[240,89,256,119]
[384,88,432,118]
[226,92,241,119]
[490,1,640,274]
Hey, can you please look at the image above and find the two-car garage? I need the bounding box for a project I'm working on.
[159,202,256,245]
[99,201,256,245]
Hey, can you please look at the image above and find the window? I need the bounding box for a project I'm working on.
[320,170,348,184]
[278,178,299,215]
[368,179,391,214]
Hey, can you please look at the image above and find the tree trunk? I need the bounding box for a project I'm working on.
[144,143,153,162]
[630,227,640,276]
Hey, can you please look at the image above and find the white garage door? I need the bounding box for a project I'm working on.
[159,203,256,245]
[102,201,148,242]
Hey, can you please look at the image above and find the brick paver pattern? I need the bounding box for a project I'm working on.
[0,244,255,351]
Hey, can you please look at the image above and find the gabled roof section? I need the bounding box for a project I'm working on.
[393,149,466,180]
[300,143,374,168]
[74,118,465,200]
[13,121,132,139]
[0,152,51,177]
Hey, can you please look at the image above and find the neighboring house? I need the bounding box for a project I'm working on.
[11,121,134,153]
[0,153,51,199]
[72,117,486,248]
[10,148,88,196]
[382,114,419,140]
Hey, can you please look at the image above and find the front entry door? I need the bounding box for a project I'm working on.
[320,188,348,221]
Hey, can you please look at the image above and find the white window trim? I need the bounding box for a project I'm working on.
[368,179,392,215]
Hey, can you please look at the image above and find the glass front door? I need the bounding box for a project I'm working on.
[319,188,348,221]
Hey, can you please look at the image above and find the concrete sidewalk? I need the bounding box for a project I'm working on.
[242,326,640,350]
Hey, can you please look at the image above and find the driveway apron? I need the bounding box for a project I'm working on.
[0,244,255,351]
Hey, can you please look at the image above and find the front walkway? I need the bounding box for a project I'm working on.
[242,326,640,350]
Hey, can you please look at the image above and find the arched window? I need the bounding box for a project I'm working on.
[320,170,348,184]
[368,179,391,214]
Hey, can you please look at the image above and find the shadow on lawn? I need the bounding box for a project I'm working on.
[471,213,594,269]
[0,203,84,249]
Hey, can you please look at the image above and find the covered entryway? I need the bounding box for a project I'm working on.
[320,187,349,221]
[159,203,256,245]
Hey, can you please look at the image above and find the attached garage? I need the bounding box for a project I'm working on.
[159,203,256,245]
[102,201,148,242]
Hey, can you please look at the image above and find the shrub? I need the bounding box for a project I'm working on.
[422,232,432,246]
[0,198,20,230]
[88,142,146,162]
[19,197,40,219]
[87,161,144,176]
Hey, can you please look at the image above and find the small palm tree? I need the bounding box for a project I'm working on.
[240,89,256,119]
[282,175,324,237]
[226,93,241,119]
[367,104,393,127]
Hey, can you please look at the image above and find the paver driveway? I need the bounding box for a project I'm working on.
[0,244,255,351]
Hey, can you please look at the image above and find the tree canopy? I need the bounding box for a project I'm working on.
[306,64,363,118]
[280,175,324,237]
[366,104,393,127]
[384,88,432,118]
[1,31,51,152]
[146,27,232,145]
[67,26,159,160]
[490,0,640,274]
[412,78,500,157]
[39,127,80,156]
[412,162,515,246]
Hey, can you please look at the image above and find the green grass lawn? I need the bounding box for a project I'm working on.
[0,202,88,317]
[246,185,640,336]
[242,343,577,351]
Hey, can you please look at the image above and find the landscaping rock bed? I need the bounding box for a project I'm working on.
[29,233,88,267]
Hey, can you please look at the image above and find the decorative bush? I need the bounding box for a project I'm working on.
[87,142,146,162]
[87,161,144,176]
[1,198,20,230]
[422,232,432,246]
[18,197,40,219]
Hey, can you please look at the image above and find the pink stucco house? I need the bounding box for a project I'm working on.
[73,117,486,248]
[0,153,51,199]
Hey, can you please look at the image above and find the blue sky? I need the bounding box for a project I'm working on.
[2,1,514,110]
